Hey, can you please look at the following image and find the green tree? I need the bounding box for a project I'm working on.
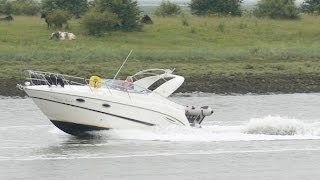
[46,9,71,28]
[91,0,142,31]
[0,0,13,15]
[155,1,181,17]
[82,10,120,36]
[190,0,242,16]
[254,0,299,19]
[10,0,40,16]
[42,0,88,17]
[302,0,320,14]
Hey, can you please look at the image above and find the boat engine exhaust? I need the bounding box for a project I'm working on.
[185,106,214,127]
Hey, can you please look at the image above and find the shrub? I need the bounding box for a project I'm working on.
[23,1,40,16]
[92,0,142,31]
[190,27,196,33]
[155,1,181,17]
[42,0,88,17]
[82,10,119,36]
[0,0,13,15]
[181,13,189,26]
[254,0,299,19]
[11,0,40,16]
[190,0,242,16]
[301,0,320,15]
[217,22,225,32]
[0,0,40,16]
[46,9,71,28]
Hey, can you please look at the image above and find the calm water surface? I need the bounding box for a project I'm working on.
[0,93,320,180]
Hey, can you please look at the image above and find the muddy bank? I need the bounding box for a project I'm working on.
[1,73,320,97]
[0,78,26,97]
[181,73,320,94]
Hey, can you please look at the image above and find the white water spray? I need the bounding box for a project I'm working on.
[94,115,320,142]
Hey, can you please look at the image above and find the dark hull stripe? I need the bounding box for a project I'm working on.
[50,120,109,136]
[26,88,186,126]
[31,96,155,126]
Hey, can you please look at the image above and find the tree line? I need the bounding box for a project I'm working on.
[1,0,320,35]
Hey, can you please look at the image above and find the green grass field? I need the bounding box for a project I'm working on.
[0,15,320,80]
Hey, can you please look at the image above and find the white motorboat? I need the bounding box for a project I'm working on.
[17,69,213,136]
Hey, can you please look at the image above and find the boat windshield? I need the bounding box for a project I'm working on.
[102,79,151,94]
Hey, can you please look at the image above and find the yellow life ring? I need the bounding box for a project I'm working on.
[89,76,102,88]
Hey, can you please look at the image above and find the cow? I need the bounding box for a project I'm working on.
[0,15,14,22]
[50,31,76,40]
[141,15,153,24]
[41,12,51,28]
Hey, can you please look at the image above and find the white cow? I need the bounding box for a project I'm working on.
[50,31,76,40]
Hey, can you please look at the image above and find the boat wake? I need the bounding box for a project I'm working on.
[93,115,320,142]
[244,115,320,136]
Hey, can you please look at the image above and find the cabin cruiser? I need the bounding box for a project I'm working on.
[17,69,213,136]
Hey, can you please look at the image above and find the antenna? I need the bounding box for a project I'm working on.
[113,49,133,81]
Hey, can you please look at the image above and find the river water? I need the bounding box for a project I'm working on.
[0,93,320,180]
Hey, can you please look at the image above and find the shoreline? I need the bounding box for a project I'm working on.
[2,16,320,98]
[2,73,319,97]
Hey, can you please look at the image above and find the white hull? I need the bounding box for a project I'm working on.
[25,86,189,135]
[19,69,213,136]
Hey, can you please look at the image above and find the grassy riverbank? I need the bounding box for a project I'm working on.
[0,15,320,96]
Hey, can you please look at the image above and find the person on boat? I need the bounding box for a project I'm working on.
[121,76,134,90]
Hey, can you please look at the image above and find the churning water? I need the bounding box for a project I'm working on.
[0,93,320,179]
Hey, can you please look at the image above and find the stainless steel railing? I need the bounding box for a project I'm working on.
[26,70,88,87]
[25,70,152,95]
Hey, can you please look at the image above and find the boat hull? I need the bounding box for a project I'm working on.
[50,120,109,136]
[24,86,189,136]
